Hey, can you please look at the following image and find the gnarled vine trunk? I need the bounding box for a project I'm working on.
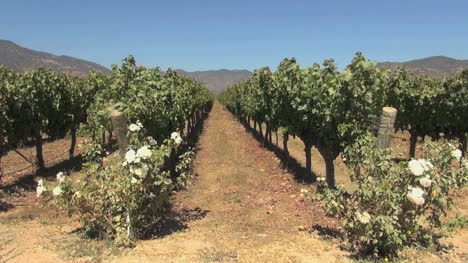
[317,138,340,189]
[324,158,335,189]
[268,126,273,145]
[258,122,263,139]
[265,123,271,146]
[108,131,113,144]
[283,131,289,163]
[34,128,45,169]
[275,130,278,145]
[304,140,313,179]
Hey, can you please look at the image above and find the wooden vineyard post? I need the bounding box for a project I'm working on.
[110,110,129,157]
[0,136,5,179]
[377,107,398,149]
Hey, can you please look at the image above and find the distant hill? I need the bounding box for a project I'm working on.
[0,40,111,76]
[175,69,252,95]
[378,56,468,77]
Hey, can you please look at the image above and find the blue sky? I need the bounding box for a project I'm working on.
[1,0,467,71]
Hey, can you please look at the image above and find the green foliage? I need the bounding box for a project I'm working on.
[87,56,212,143]
[387,67,468,156]
[0,66,101,167]
[219,53,389,187]
[220,53,468,188]
[443,212,467,232]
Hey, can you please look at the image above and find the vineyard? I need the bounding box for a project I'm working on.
[218,53,468,189]
[0,54,468,262]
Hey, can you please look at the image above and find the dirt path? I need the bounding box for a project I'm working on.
[117,101,347,262]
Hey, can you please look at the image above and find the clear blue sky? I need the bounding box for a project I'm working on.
[1,0,467,71]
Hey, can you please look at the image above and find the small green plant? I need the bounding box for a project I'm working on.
[312,136,467,257]
[198,248,237,263]
[51,233,121,263]
[444,213,467,232]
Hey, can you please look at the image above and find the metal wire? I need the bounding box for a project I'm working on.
[1,149,71,177]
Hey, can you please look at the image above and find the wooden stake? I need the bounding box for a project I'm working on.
[377,107,398,149]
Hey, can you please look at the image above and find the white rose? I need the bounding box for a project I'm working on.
[419,178,432,188]
[171,132,179,140]
[418,159,433,172]
[410,187,424,197]
[53,186,63,196]
[132,166,149,179]
[134,157,141,164]
[175,137,182,146]
[356,211,371,224]
[407,194,425,206]
[36,185,46,197]
[171,132,182,146]
[451,149,462,160]
[408,160,424,176]
[129,124,141,132]
[56,172,65,183]
[149,138,157,146]
[407,187,425,205]
[136,120,143,128]
[125,149,136,163]
[136,146,152,159]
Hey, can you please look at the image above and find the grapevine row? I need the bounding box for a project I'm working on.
[219,52,468,188]
[0,56,213,171]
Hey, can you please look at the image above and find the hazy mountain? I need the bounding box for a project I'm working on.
[378,56,468,77]
[175,69,252,95]
[0,40,111,76]
[4,38,465,91]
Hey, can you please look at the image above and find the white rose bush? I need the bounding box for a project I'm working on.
[313,136,467,257]
[31,56,211,246]
[43,124,195,246]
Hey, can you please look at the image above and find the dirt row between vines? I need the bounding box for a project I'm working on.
[0,101,467,262]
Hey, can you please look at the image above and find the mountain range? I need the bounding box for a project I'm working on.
[1,39,467,95]
[378,56,468,77]
[0,40,111,76]
[175,69,252,95]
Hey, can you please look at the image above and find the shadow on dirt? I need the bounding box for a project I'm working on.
[144,206,210,240]
[237,118,316,184]
[0,155,84,198]
[311,224,342,239]
[0,201,15,212]
[181,103,213,155]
